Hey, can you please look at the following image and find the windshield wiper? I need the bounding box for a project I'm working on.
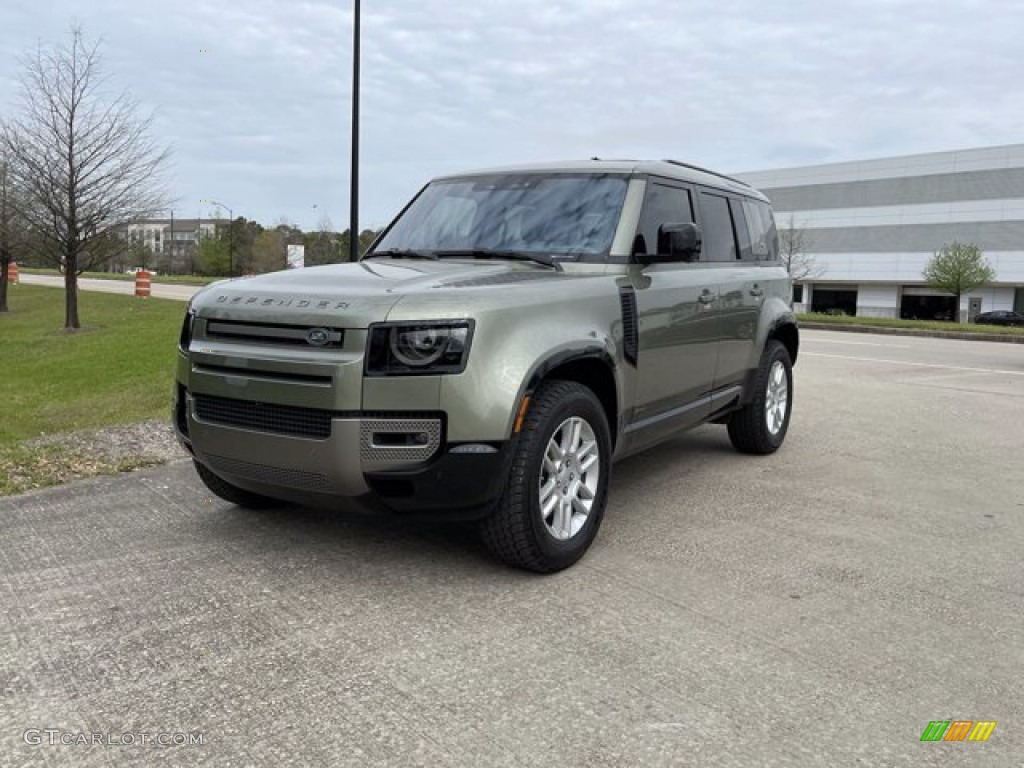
[364,248,439,260]
[432,249,564,271]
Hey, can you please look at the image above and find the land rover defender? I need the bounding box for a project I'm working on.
[173,160,798,572]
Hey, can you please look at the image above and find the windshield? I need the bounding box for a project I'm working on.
[371,173,628,258]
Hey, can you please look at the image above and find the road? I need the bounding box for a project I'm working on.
[2,332,1022,766]
[19,273,204,302]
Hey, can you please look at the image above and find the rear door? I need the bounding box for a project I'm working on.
[698,192,765,389]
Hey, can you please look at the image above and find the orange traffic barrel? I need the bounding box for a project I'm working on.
[7,262,17,284]
[135,269,151,298]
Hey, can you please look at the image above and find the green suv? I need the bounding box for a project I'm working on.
[173,160,798,572]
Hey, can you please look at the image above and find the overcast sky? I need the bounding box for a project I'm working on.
[2,0,1023,231]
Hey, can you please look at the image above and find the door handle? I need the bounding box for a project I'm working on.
[749,286,764,298]
[698,291,716,305]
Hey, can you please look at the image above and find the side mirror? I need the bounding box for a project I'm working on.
[664,222,701,259]
[636,222,702,265]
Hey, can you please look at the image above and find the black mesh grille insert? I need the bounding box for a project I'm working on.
[206,454,331,490]
[619,287,638,366]
[193,394,332,439]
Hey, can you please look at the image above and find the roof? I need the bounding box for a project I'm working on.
[435,159,769,201]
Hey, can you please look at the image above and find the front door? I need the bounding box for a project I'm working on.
[628,180,719,443]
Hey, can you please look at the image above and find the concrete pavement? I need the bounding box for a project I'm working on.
[2,331,1022,766]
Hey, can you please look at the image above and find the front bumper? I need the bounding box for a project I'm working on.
[174,385,513,519]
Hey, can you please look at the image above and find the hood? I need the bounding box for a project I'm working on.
[190,258,574,327]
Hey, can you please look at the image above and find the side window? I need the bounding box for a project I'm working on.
[634,182,694,257]
[698,192,738,262]
[744,200,779,261]
[729,198,751,260]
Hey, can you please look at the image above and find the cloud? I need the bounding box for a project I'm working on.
[2,0,1023,229]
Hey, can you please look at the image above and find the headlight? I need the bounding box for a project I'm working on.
[179,308,196,351]
[366,321,473,375]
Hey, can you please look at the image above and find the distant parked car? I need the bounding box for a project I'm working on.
[125,267,158,276]
[974,310,1024,327]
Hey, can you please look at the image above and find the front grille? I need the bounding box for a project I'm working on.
[204,319,344,347]
[193,394,332,439]
[193,363,332,386]
[206,454,331,491]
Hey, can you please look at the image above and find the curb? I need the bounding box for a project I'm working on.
[799,322,1024,344]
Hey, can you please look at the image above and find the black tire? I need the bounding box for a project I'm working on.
[193,460,279,508]
[480,380,612,573]
[727,340,793,455]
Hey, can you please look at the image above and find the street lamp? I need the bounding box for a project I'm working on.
[167,208,174,273]
[201,199,234,276]
[350,0,360,262]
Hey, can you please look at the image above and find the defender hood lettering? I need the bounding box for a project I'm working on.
[191,260,570,327]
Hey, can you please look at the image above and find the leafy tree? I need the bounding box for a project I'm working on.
[923,242,995,322]
[0,26,171,329]
[236,218,264,274]
[304,230,341,266]
[359,228,378,254]
[221,216,263,275]
[196,235,231,276]
[778,216,823,282]
[250,228,285,274]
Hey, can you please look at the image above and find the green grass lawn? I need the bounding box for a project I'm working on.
[0,284,184,493]
[20,267,217,286]
[797,312,1024,337]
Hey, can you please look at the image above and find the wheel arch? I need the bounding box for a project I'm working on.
[523,349,620,449]
[736,319,799,407]
[768,318,799,366]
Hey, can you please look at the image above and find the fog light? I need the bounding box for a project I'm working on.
[449,444,498,454]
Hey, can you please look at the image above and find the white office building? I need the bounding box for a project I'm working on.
[738,144,1024,320]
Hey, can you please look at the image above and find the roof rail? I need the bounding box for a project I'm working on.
[661,159,752,188]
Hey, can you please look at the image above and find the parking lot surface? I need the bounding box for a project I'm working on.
[2,330,1022,766]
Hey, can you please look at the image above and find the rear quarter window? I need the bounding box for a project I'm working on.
[743,200,779,261]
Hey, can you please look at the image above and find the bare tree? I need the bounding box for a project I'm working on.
[778,216,824,283]
[1,26,171,329]
[1,155,30,312]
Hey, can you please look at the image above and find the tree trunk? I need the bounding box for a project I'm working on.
[0,259,8,313]
[955,290,962,323]
[64,253,80,330]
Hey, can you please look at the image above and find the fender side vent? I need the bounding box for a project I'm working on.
[619,287,638,366]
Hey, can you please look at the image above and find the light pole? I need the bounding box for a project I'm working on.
[202,199,234,276]
[350,0,360,262]
[167,208,174,273]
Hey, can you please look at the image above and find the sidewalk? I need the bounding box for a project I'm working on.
[798,320,1024,344]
